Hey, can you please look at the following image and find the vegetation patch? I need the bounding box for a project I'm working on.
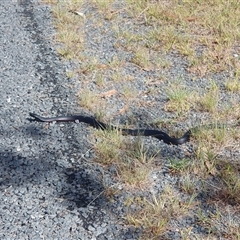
[43,0,240,238]
[124,186,196,239]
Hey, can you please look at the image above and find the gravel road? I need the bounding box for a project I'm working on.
[0,1,135,239]
[1,1,239,240]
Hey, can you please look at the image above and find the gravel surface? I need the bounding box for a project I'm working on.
[0,1,239,240]
[0,1,135,239]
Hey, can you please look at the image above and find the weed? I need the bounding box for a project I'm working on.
[168,158,190,175]
[107,55,125,69]
[194,123,231,148]
[179,174,197,195]
[111,70,123,82]
[51,1,85,60]
[196,209,219,235]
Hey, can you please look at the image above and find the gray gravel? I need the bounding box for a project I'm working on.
[0,1,138,239]
[0,0,239,240]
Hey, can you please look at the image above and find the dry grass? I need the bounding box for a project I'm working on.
[225,76,240,92]
[78,89,99,110]
[215,160,240,205]
[164,82,197,114]
[124,186,197,239]
[198,82,220,113]
[124,0,240,76]
[93,127,154,187]
[50,0,85,60]
[93,127,125,165]
[43,0,240,238]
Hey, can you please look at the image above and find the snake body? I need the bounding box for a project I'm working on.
[29,112,191,145]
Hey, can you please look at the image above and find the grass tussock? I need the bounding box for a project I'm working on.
[225,76,240,93]
[125,186,196,239]
[198,82,219,113]
[93,127,154,187]
[164,83,197,114]
[214,160,240,205]
[78,89,100,110]
[93,127,125,165]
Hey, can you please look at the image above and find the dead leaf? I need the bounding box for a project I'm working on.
[100,89,117,98]
[204,160,216,175]
[96,64,108,70]
[186,17,197,22]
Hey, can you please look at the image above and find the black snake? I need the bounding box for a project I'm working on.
[29,112,191,145]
